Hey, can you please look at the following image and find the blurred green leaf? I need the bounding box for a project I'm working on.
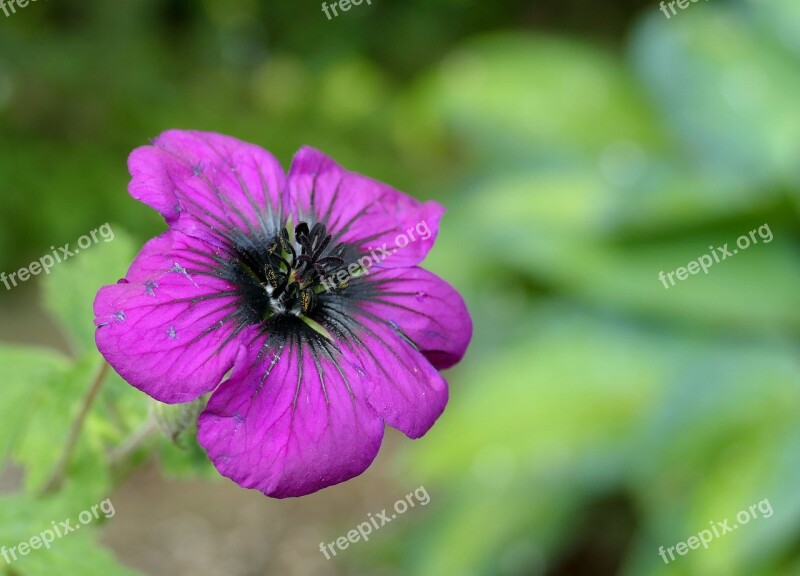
[150,397,220,481]
[426,34,666,168]
[409,310,663,483]
[0,345,69,465]
[405,309,800,576]
[460,173,800,330]
[0,493,141,576]
[156,426,220,482]
[630,4,800,189]
[624,340,800,576]
[12,356,111,503]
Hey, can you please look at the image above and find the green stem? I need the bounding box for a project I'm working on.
[40,362,110,495]
[108,417,158,466]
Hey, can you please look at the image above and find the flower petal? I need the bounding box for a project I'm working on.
[349,267,472,370]
[317,299,450,439]
[94,231,243,404]
[287,146,444,268]
[128,130,286,248]
[197,325,385,498]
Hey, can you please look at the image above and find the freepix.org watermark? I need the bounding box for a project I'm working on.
[658,498,773,564]
[321,0,372,20]
[319,485,430,560]
[0,0,42,19]
[319,220,431,292]
[658,223,772,290]
[659,0,711,20]
[1,223,114,291]
[1,499,116,566]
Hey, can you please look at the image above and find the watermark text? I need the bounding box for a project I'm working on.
[319,485,430,559]
[1,223,115,291]
[1,499,116,566]
[659,223,772,289]
[658,498,773,564]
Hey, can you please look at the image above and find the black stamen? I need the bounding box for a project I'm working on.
[221,220,353,325]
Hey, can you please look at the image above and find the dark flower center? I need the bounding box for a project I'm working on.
[223,221,347,325]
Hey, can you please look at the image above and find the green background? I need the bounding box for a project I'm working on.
[1,0,799,575]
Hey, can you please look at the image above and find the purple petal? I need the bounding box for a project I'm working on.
[94,231,242,404]
[197,332,385,498]
[352,267,472,370]
[287,146,445,268]
[323,312,449,439]
[128,130,286,248]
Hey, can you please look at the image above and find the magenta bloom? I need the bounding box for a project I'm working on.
[94,130,472,498]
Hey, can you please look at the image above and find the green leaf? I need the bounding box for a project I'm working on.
[12,356,111,503]
[156,425,220,481]
[399,311,661,575]
[402,310,800,576]
[629,3,800,189]
[151,398,204,444]
[0,345,69,465]
[459,173,800,330]
[625,341,800,575]
[0,493,141,576]
[427,34,665,167]
[407,310,664,483]
[94,369,151,448]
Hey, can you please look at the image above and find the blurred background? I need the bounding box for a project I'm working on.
[1,0,800,575]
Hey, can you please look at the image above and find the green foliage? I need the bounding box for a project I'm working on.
[374,3,800,575]
[0,346,70,466]
[0,347,139,575]
[631,1,800,189]
[0,493,140,576]
[0,226,213,576]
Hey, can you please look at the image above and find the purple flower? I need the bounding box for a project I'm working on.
[94,130,472,498]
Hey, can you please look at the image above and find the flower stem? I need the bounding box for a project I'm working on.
[40,362,110,495]
[108,417,158,466]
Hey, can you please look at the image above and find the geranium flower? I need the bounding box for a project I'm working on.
[94,130,472,498]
